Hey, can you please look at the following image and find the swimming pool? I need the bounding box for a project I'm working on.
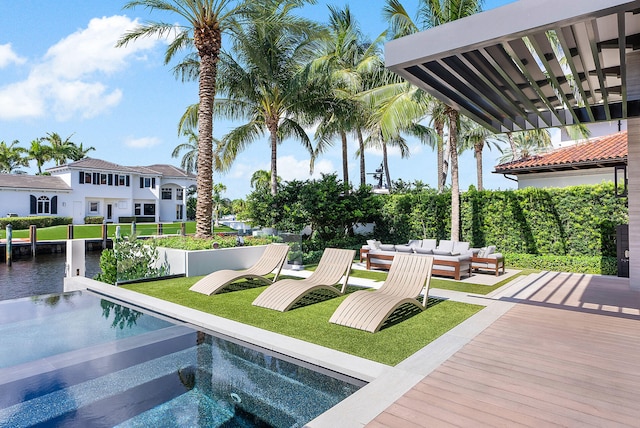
[0,291,363,427]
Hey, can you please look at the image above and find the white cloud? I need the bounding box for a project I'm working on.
[0,15,163,121]
[0,43,26,68]
[277,155,335,181]
[124,136,161,148]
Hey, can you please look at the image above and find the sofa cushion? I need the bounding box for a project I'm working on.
[395,245,413,253]
[437,240,454,252]
[486,245,496,256]
[432,248,452,256]
[379,244,396,251]
[421,239,437,250]
[453,241,470,254]
[415,247,433,255]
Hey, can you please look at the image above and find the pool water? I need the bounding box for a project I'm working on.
[0,292,363,427]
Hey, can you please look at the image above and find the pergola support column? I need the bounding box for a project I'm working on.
[626,51,640,289]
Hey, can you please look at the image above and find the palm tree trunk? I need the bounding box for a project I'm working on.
[447,108,460,241]
[475,143,483,191]
[507,132,516,161]
[435,122,444,193]
[382,143,391,191]
[357,128,365,187]
[441,139,450,190]
[268,120,279,197]
[341,131,349,188]
[194,27,221,238]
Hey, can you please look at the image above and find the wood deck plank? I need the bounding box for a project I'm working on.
[367,273,640,427]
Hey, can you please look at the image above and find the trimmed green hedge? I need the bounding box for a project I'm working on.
[505,253,617,275]
[0,216,72,229]
[377,183,627,259]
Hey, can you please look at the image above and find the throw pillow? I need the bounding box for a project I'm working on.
[486,245,496,256]
[477,247,487,258]
[396,245,413,253]
[379,244,396,251]
[366,239,381,251]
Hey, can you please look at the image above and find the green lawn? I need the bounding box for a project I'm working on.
[0,222,236,240]
[122,275,484,366]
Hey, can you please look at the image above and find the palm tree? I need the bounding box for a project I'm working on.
[41,132,77,166]
[215,0,322,196]
[171,129,200,173]
[309,5,384,188]
[250,169,276,192]
[212,182,228,225]
[68,142,95,161]
[459,118,505,191]
[384,0,484,241]
[27,139,53,174]
[499,129,552,163]
[118,0,242,238]
[0,140,29,173]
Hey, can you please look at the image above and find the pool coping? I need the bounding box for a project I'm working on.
[64,276,515,427]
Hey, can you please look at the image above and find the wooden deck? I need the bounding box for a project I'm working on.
[368,272,640,427]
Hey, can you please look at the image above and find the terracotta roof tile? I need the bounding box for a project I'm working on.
[494,131,627,174]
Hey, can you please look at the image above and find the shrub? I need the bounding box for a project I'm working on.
[84,216,104,224]
[0,216,72,229]
[94,235,170,285]
[149,235,280,251]
[505,253,617,275]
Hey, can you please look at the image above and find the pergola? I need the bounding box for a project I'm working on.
[385,0,640,288]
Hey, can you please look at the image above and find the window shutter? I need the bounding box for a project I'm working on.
[114,175,118,186]
[108,174,113,186]
[126,175,130,187]
[152,178,156,188]
[51,196,58,214]
[140,177,144,188]
[30,195,36,214]
[79,171,84,184]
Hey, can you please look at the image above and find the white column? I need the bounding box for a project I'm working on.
[626,52,640,289]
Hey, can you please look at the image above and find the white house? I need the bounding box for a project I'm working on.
[0,158,196,224]
[493,131,627,189]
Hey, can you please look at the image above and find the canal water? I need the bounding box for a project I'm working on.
[0,251,103,301]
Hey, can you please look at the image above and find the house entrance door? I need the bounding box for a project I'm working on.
[107,204,112,221]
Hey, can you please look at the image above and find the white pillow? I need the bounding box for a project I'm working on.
[486,245,496,256]
[366,239,381,251]
[379,244,396,251]
[396,245,413,253]
[477,247,487,258]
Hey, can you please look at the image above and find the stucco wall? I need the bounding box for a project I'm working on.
[516,169,614,189]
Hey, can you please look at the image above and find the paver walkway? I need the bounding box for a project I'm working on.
[367,272,640,427]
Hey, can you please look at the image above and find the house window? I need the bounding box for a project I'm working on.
[143,204,155,216]
[161,188,172,200]
[134,203,141,216]
[176,204,183,220]
[100,174,107,185]
[89,202,99,213]
[37,196,50,214]
[84,172,92,184]
[119,175,127,186]
[176,188,183,200]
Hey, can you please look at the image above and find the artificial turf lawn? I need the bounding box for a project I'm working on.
[122,276,484,366]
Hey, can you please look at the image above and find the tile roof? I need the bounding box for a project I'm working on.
[494,131,627,175]
[46,158,194,178]
[0,174,72,191]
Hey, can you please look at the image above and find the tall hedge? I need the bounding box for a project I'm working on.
[377,182,627,258]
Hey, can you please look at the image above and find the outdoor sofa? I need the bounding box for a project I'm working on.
[363,239,473,280]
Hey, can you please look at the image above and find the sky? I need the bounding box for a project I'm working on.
[0,0,519,200]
